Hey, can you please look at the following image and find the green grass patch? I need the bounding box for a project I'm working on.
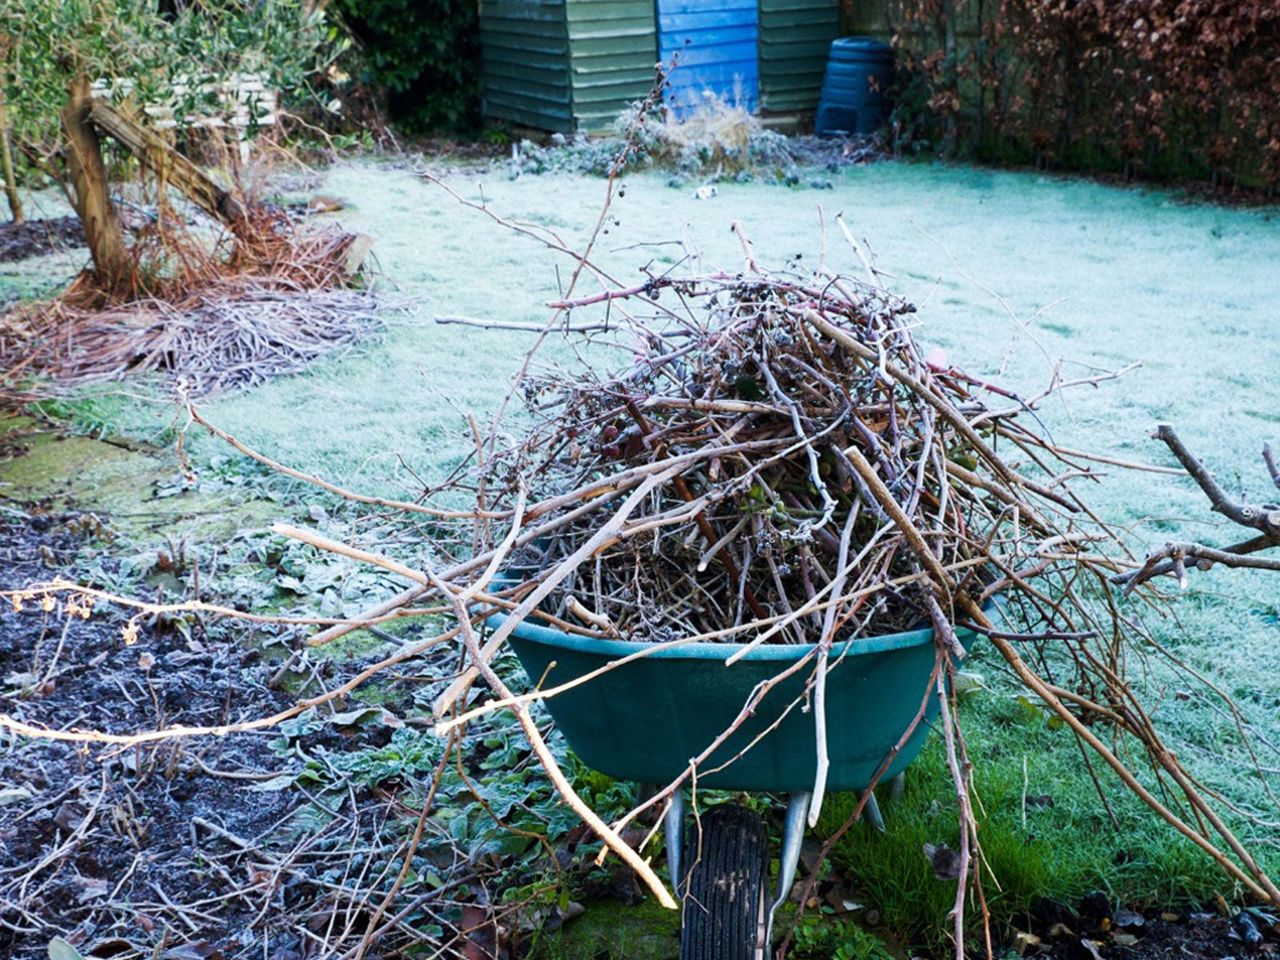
[27,391,164,441]
[816,651,1259,955]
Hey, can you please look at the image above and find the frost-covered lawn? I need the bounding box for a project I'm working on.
[206,160,1279,502]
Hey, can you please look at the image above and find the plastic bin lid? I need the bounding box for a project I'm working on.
[830,36,894,58]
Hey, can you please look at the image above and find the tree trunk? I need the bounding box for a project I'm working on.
[943,1,959,157]
[60,76,128,286]
[0,91,23,224]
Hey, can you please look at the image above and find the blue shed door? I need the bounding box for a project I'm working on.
[657,0,759,116]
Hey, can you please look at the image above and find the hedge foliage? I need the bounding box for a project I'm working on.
[888,1,1280,189]
[329,0,480,133]
[0,0,339,175]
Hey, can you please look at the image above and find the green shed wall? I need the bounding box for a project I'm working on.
[480,0,574,131]
[758,0,839,113]
[482,0,840,129]
[566,0,658,131]
[480,0,656,132]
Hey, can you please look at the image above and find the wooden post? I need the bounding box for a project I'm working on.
[61,76,128,285]
[0,90,23,224]
[87,98,248,229]
[0,35,22,224]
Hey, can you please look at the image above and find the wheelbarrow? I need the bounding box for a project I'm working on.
[486,602,980,959]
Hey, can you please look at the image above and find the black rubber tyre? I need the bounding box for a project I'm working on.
[679,803,770,960]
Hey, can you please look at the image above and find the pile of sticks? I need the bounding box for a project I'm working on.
[494,245,1076,648]
[275,224,1280,951]
[429,242,1277,943]
[0,224,380,396]
[4,285,378,397]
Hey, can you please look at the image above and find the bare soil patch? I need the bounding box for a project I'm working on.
[0,217,84,263]
[0,510,381,960]
[1034,895,1280,960]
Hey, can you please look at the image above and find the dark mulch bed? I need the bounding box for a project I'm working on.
[1030,893,1279,960]
[0,217,84,263]
[0,509,376,960]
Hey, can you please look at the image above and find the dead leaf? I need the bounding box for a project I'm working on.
[923,841,965,880]
[461,904,505,960]
[1114,907,1144,928]
[163,942,223,960]
[75,876,110,903]
[0,786,34,806]
[53,801,85,833]
[84,939,134,958]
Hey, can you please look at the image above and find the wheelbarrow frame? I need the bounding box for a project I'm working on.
[487,598,982,956]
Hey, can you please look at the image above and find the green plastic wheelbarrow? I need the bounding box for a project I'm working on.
[486,601,980,960]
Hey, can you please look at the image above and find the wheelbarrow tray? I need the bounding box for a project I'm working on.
[488,607,979,793]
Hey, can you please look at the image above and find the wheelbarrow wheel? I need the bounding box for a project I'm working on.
[679,803,770,960]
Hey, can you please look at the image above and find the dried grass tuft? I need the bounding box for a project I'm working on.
[0,207,380,398]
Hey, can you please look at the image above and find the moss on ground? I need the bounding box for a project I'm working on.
[527,897,681,960]
[0,411,280,544]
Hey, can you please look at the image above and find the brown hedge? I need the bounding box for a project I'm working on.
[888,1,1280,189]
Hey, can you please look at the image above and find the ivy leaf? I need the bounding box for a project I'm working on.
[47,939,86,960]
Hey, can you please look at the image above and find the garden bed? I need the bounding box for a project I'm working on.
[0,509,395,960]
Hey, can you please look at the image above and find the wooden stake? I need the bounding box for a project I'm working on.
[0,89,23,224]
[86,98,247,229]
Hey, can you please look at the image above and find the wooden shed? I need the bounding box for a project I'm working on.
[657,0,759,116]
[479,0,658,133]
[758,0,839,113]
[478,0,838,131]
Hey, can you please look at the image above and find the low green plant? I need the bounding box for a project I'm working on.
[792,915,895,960]
[27,393,139,439]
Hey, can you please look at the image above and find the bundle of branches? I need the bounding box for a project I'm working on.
[0,216,378,397]
[499,262,1060,646]
[416,227,1280,946]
